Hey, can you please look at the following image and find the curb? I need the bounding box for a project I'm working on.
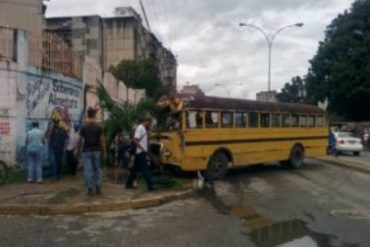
[316,157,370,175]
[0,189,195,216]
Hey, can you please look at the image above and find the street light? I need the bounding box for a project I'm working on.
[239,22,304,92]
[214,83,245,97]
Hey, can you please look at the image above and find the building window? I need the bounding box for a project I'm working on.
[235,112,247,128]
[260,113,270,128]
[72,28,86,39]
[221,112,233,128]
[271,114,281,127]
[187,111,203,129]
[205,111,219,128]
[249,112,259,128]
[87,39,98,49]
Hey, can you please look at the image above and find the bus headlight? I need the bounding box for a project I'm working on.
[163,149,172,157]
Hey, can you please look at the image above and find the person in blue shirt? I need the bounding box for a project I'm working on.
[328,131,337,157]
[26,121,45,183]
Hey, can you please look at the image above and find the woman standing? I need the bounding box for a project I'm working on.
[26,121,45,183]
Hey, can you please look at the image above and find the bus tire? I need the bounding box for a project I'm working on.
[283,145,304,169]
[205,152,229,181]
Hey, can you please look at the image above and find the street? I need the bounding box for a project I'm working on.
[338,150,370,165]
[1,159,369,247]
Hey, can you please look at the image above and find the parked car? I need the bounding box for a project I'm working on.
[334,132,363,156]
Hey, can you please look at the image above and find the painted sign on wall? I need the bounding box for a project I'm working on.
[25,75,83,120]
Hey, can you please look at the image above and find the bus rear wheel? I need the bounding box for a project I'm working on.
[283,145,304,169]
[205,152,229,181]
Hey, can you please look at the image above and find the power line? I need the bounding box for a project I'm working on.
[138,0,151,31]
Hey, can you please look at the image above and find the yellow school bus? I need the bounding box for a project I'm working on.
[150,95,328,180]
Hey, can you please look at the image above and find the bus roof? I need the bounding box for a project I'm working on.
[180,94,325,114]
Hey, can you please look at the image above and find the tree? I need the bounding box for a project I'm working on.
[305,0,370,120]
[277,76,306,103]
[96,83,158,141]
[109,59,171,100]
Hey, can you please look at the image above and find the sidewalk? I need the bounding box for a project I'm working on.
[0,169,194,215]
[317,152,370,175]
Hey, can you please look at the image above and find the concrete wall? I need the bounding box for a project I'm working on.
[0,0,44,37]
[0,29,83,167]
[0,28,147,167]
[103,18,135,69]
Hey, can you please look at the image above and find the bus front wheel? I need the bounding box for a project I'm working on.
[282,145,304,169]
[205,152,229,181]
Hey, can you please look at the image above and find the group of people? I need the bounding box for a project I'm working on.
[25,119,78,184]
[26,107,156,196]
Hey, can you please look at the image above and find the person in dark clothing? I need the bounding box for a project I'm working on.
[114,129,132,169]
[48,119,68,181]
[125,116,155,191]
[77,107,106,196]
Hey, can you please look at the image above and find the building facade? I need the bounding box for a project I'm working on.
[180,84,205,97]
[256,91,278,102]
[0,0,45,37]
[46,7,177,89]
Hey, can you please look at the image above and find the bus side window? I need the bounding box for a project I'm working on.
[271,113,281,128]
[260,113,270,128]
[249,112,258,128]
[221,112,233,128]
[291,114,299,127]
[235,112,247,128]
[299,115,307,128]
[283,114,290,127]
[308,115,315,128]
[316,115,324,127]
[206,111,219,128]
[187,111,203,129]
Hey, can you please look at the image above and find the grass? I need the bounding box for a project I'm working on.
[1,167,25,185]
[46,188,80,204]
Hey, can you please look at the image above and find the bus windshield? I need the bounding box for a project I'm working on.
[157,113,182,131]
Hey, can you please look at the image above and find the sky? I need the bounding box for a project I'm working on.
[46,0,354,99]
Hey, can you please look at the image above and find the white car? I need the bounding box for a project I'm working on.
[334,132,363,156]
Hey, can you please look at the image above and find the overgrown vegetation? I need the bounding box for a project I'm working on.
[1,167,24,185]
[96,83,166,141]
[109,59,171,100]
[277,0,370,121]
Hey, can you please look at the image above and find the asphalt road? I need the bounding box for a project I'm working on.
[1,159,370,247]
[348,150,369,164]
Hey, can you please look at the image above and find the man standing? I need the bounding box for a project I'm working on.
[48,119,68,181]
[125,116,155,191]
[78,108,106,196]
[66,124,80,176]
[26,121,45,183]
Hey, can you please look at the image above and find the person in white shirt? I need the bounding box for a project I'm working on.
[125,116,155,191]
[66,124,80,176]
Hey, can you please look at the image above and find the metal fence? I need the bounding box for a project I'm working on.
[0,26,16,62]
[0,25,82,79]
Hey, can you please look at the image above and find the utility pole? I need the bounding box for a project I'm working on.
[139,0,151,31]
[239,23,304,92]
